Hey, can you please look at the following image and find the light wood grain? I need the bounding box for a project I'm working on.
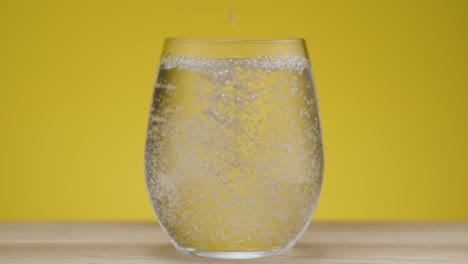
[0,222,467,263]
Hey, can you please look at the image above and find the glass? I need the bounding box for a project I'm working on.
[145,38,324,259]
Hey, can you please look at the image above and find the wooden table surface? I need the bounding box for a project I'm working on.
[0,222,467,263]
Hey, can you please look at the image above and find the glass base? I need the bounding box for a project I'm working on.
[177,246,284,259]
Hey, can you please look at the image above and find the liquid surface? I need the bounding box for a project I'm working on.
[145,54,323,251]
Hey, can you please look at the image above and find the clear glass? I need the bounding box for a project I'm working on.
[145,38,324,259]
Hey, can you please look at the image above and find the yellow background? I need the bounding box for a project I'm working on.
[1,0,467,221]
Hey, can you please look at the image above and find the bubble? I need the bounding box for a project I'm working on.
[160,53,310,72]
[248,93,258,102]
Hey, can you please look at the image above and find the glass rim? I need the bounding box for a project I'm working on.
[165,38,305,43]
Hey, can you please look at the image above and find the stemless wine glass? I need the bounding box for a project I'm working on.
[145,38,323,259]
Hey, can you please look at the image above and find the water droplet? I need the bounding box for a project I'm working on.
[229,8,237,27]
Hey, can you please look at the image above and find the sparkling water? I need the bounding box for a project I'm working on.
[145,53,323,251]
